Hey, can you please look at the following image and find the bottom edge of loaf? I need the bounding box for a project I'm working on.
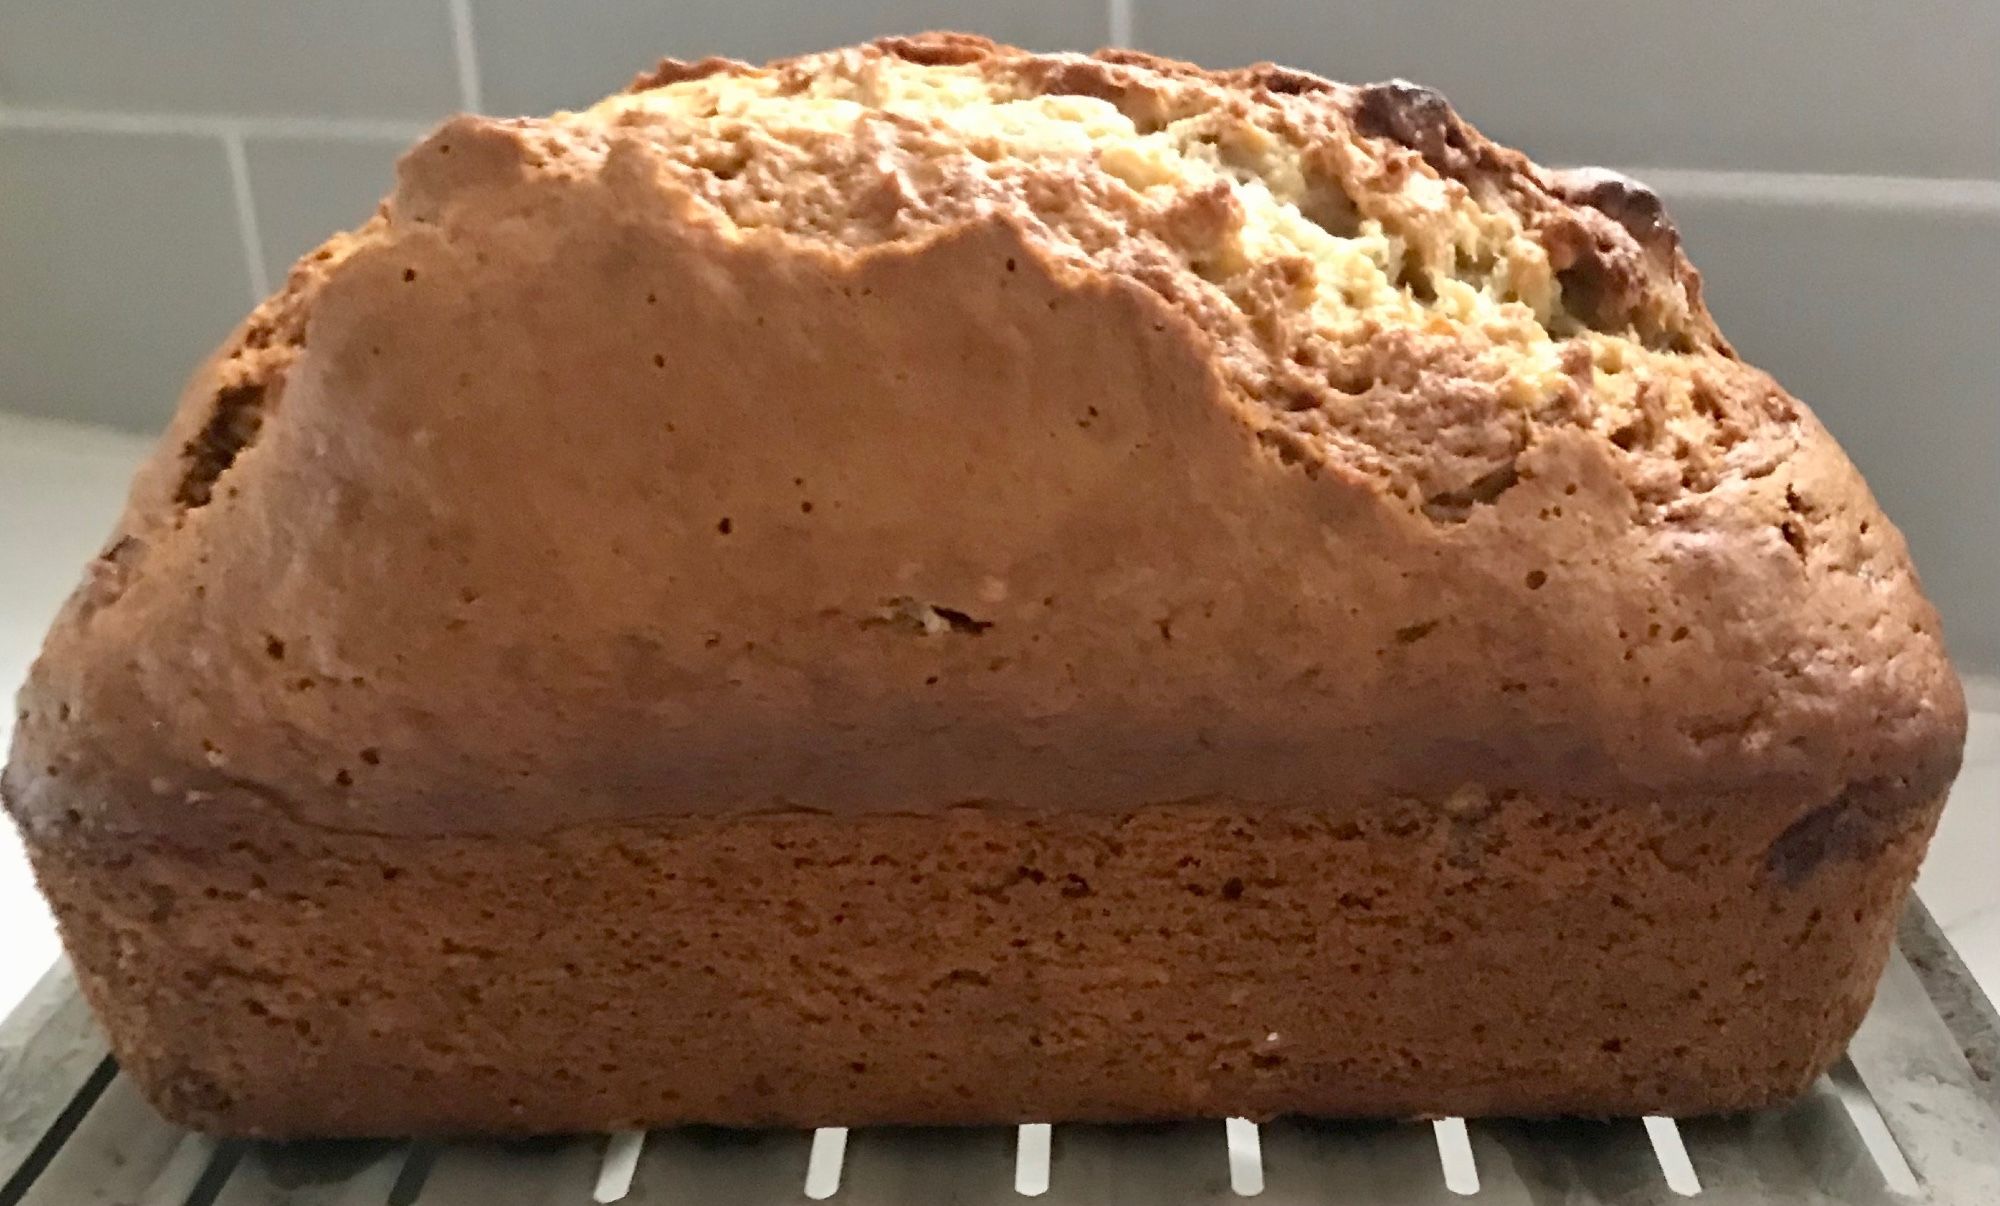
[25,791,1939,1137]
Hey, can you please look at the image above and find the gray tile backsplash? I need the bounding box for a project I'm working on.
[0,0,1994,670]
[473,0,1109,115]
[244,136,403,277]
[1663,193,2000,671]
[0,1,461,122]
[1138,0,2000,180]
[0,129,249,432]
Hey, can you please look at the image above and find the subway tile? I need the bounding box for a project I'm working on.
[245,136,406,278]
[475,0,1108,116]
[0,1,461,121]
[0,413,151,703]
[0,129,251,433]
[1659,190,2000,671]
[1135,0,2000,179]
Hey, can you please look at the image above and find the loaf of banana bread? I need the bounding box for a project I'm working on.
[2,33,1965,1136]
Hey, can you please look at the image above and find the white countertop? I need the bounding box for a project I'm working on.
[1,409,1996,1019]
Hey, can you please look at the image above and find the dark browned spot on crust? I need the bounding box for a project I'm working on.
[1765,781,1905,885]
[930,606,991,635]
[175,382,268,510]
[1248,65,1336,96]
[1351,80,1483,178]
[626,56,749,93]
[1420,460,1522,523]
[875,32,1000,68]
[1545,167,1678,257]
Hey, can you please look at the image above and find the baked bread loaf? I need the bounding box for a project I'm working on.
[3,33,1967,1137]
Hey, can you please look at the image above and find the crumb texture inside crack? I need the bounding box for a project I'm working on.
[556,44,1776,516]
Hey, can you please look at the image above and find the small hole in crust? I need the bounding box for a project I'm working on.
[1780,520,1808,559]
[1397,260,1436,302]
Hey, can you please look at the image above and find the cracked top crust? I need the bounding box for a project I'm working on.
[600,37,1732,516]
[4,34,1965,844]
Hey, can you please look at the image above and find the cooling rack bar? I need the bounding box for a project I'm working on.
[0,959,112,1202]
[1,900,1994,1205]
[839,1125,1016,1204]
[1675,1076,1910,1205]
[407,1134,605,1205]
[1846,947,2000,1202]
[1896,899,2000,1105]
[1478,1118,1687,1205]
[207,1138,408,1206]
[12,1072,212,1206]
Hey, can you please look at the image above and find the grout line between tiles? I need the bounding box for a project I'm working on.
[1108,0,1134,47]
[448,0,485,114]
[1585,165,2000,214]
[220,128,272,302]
[2,104,1992,216]
[0,107,426,143]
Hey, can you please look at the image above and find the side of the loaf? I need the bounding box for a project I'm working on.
[28,792,1943,1135]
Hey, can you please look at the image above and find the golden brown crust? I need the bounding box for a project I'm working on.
[1,32,1967,1131]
